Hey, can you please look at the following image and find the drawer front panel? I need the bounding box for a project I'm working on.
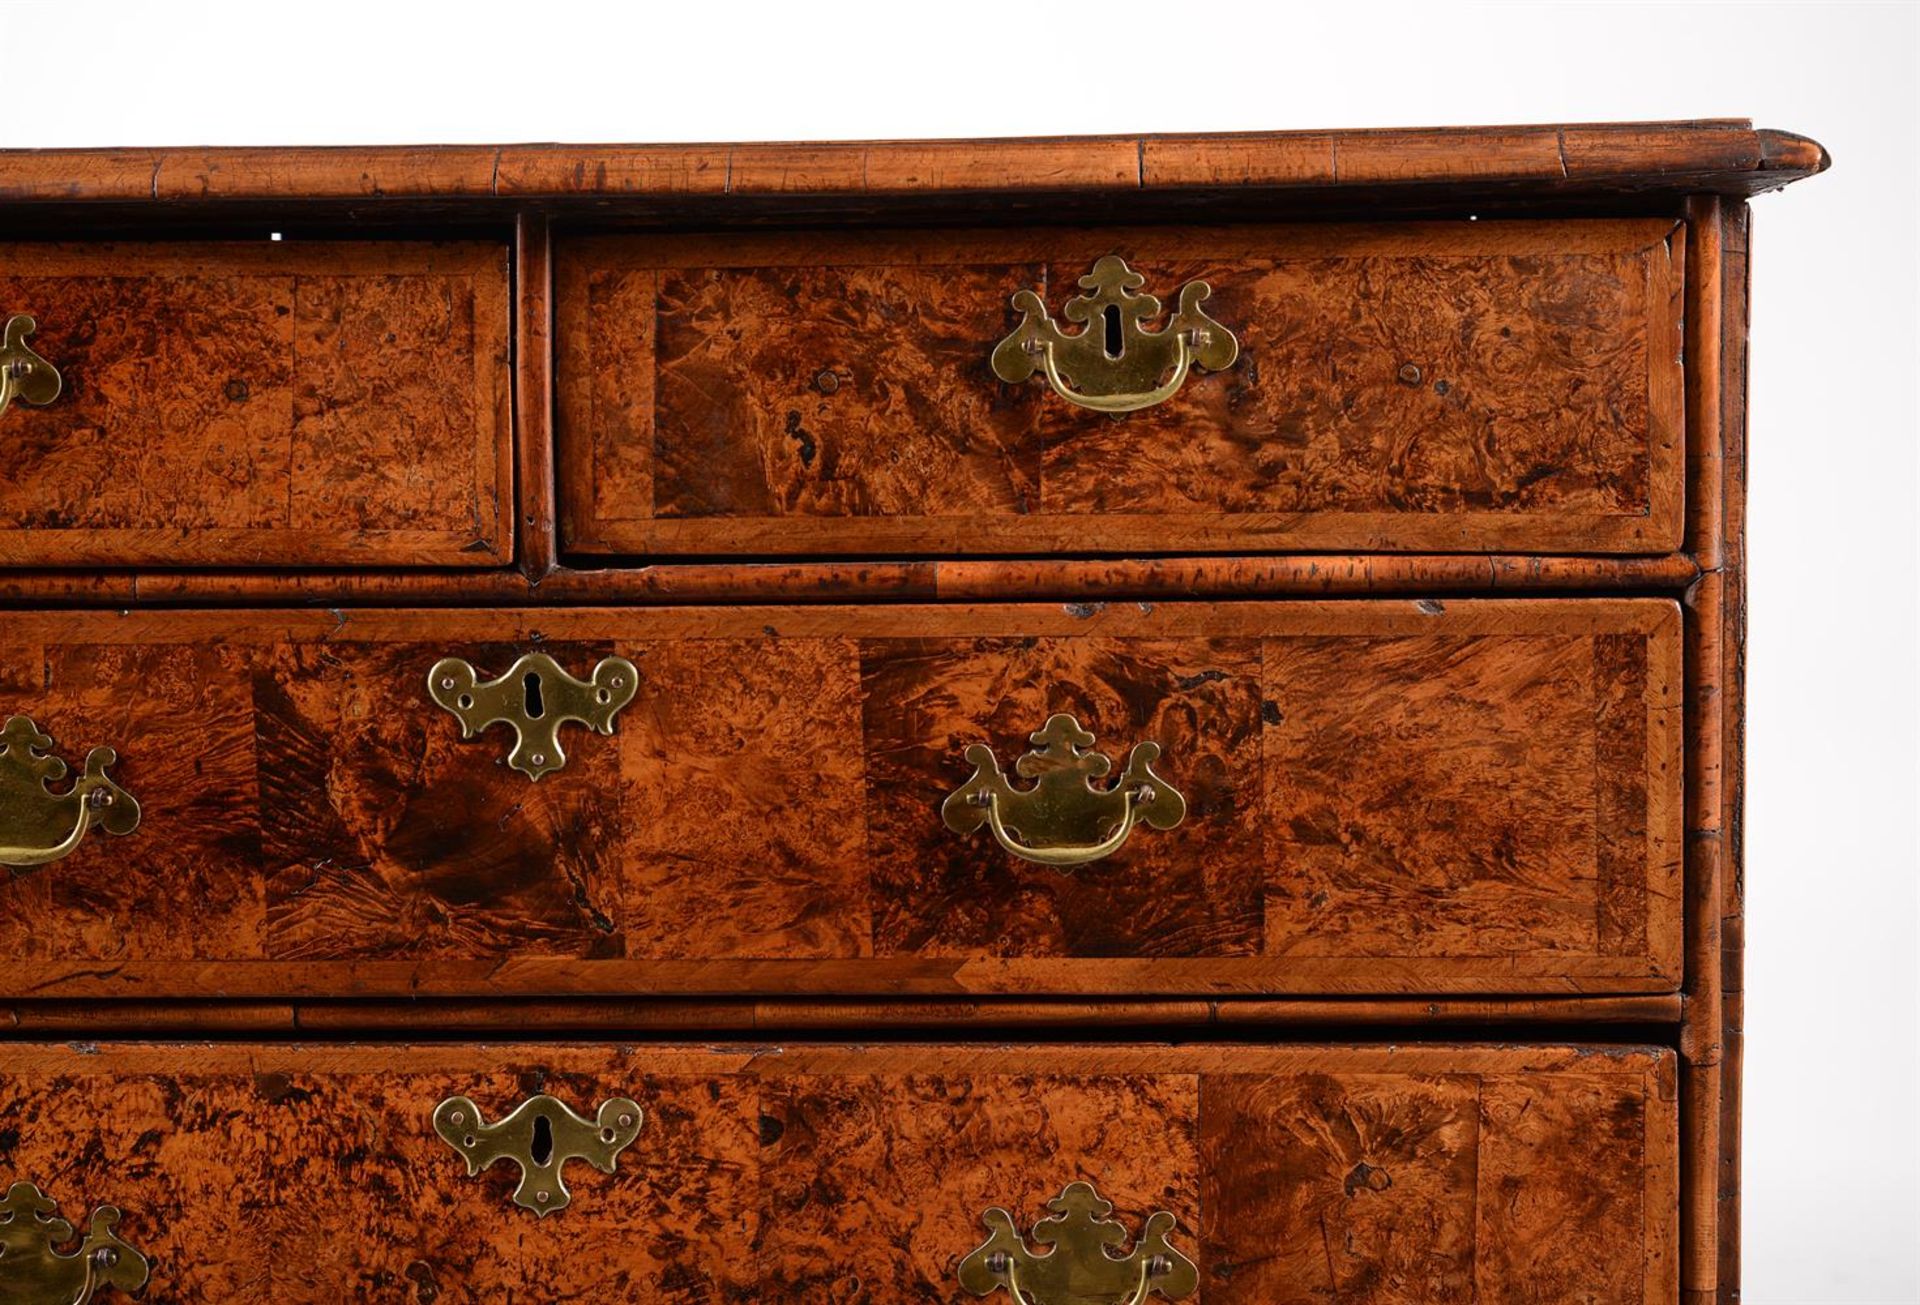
[0,243,512,567]
[0,600,1681,998]
[557,220,1682,557]
[0,1042,1677,1303]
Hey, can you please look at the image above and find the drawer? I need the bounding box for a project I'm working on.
[556,219,1683,558]
[0,1041,1677,1301]
[0,242,511,568]
[0,600,1681,999]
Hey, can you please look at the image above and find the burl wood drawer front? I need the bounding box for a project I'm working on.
[556,219,1682,558]
[0,243,511,568]
[0,1042,1677,1302]
[0,600,1680,1000]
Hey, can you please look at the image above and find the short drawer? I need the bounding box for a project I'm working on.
[0,599,1681,999]
[0,242,511,568]
[556,219,1682,558]
[0,1041,1677,1302]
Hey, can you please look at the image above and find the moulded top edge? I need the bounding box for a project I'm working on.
[0,121,1829,206]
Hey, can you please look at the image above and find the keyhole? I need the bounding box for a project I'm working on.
[530,1113,554,1166]
[523,672,545,719]
[1102,304,1123,359]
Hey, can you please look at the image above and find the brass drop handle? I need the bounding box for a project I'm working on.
[0,1182,150,1304]
[0,315,63,418]
[941,713,1186,869]
[958,1181,1198,1305]
[428,652,640,781]
[0,716,141,871]
[432,1092,644,1217]
[990,256,1238,414]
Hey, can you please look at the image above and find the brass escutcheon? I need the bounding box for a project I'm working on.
[0,315,63,419]
[942,713,1185,869]
[958,1180,1198,1305]
[427,652,639,781]
[0,716,141,871]
[432,1093,644,1217]
[0,1181,150,1304]
[990,256,1238,413]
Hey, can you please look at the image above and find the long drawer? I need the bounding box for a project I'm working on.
[0,242,512,568]
[556,219,1683,558]
[0,600,1682,998]
[0,1041,1677,1302]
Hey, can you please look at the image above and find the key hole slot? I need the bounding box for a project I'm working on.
[1102,304,1124,359]
[530,1113,554,1166]
[523,672,546,719]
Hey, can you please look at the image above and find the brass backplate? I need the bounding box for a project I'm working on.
[0,1181,149,1304]
[432,1093,644,1217]
[427,652,639,781]
[990,256,1238,413]
[0,716,141,870]
[0,314,62,418]
[958,1180,1198,1305]
[941,713,1185,868]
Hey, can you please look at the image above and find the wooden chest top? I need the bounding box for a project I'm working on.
[0,120,1824,1305]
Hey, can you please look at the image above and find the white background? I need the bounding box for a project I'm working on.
[2,1,1915,1299]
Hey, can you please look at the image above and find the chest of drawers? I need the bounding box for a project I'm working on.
[0,120,1825,1303]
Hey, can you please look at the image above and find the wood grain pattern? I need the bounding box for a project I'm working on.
[1196,1065,1673,1302]
[0,552,1704,610]
[0,992,1688,1035]
[0,639,263,966]
[1677,193,1753,1305]
[556,221,1683,557]
[0,1042,1676,1303]
[1710,198,1752,1305]
[0,243,511,568]
[515,214,559,581]
[257,639,633,961]
[1681,231,1729,1305]
[1264,632,1665,962]
[1474,1067,1676,1302]
[0,600,1680,999]
[0,122,1827,204]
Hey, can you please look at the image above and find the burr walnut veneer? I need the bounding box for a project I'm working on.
[556,221,1683,557]
[0,243,511,568]
[0,121,1823,1303]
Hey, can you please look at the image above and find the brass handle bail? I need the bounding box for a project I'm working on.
[958,1180,1198,1304]
[0,314,63,418]
[941,712,1186,869]
[0,1182,150,1303]
[0,716,141,871]
[990,256,1238,413]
